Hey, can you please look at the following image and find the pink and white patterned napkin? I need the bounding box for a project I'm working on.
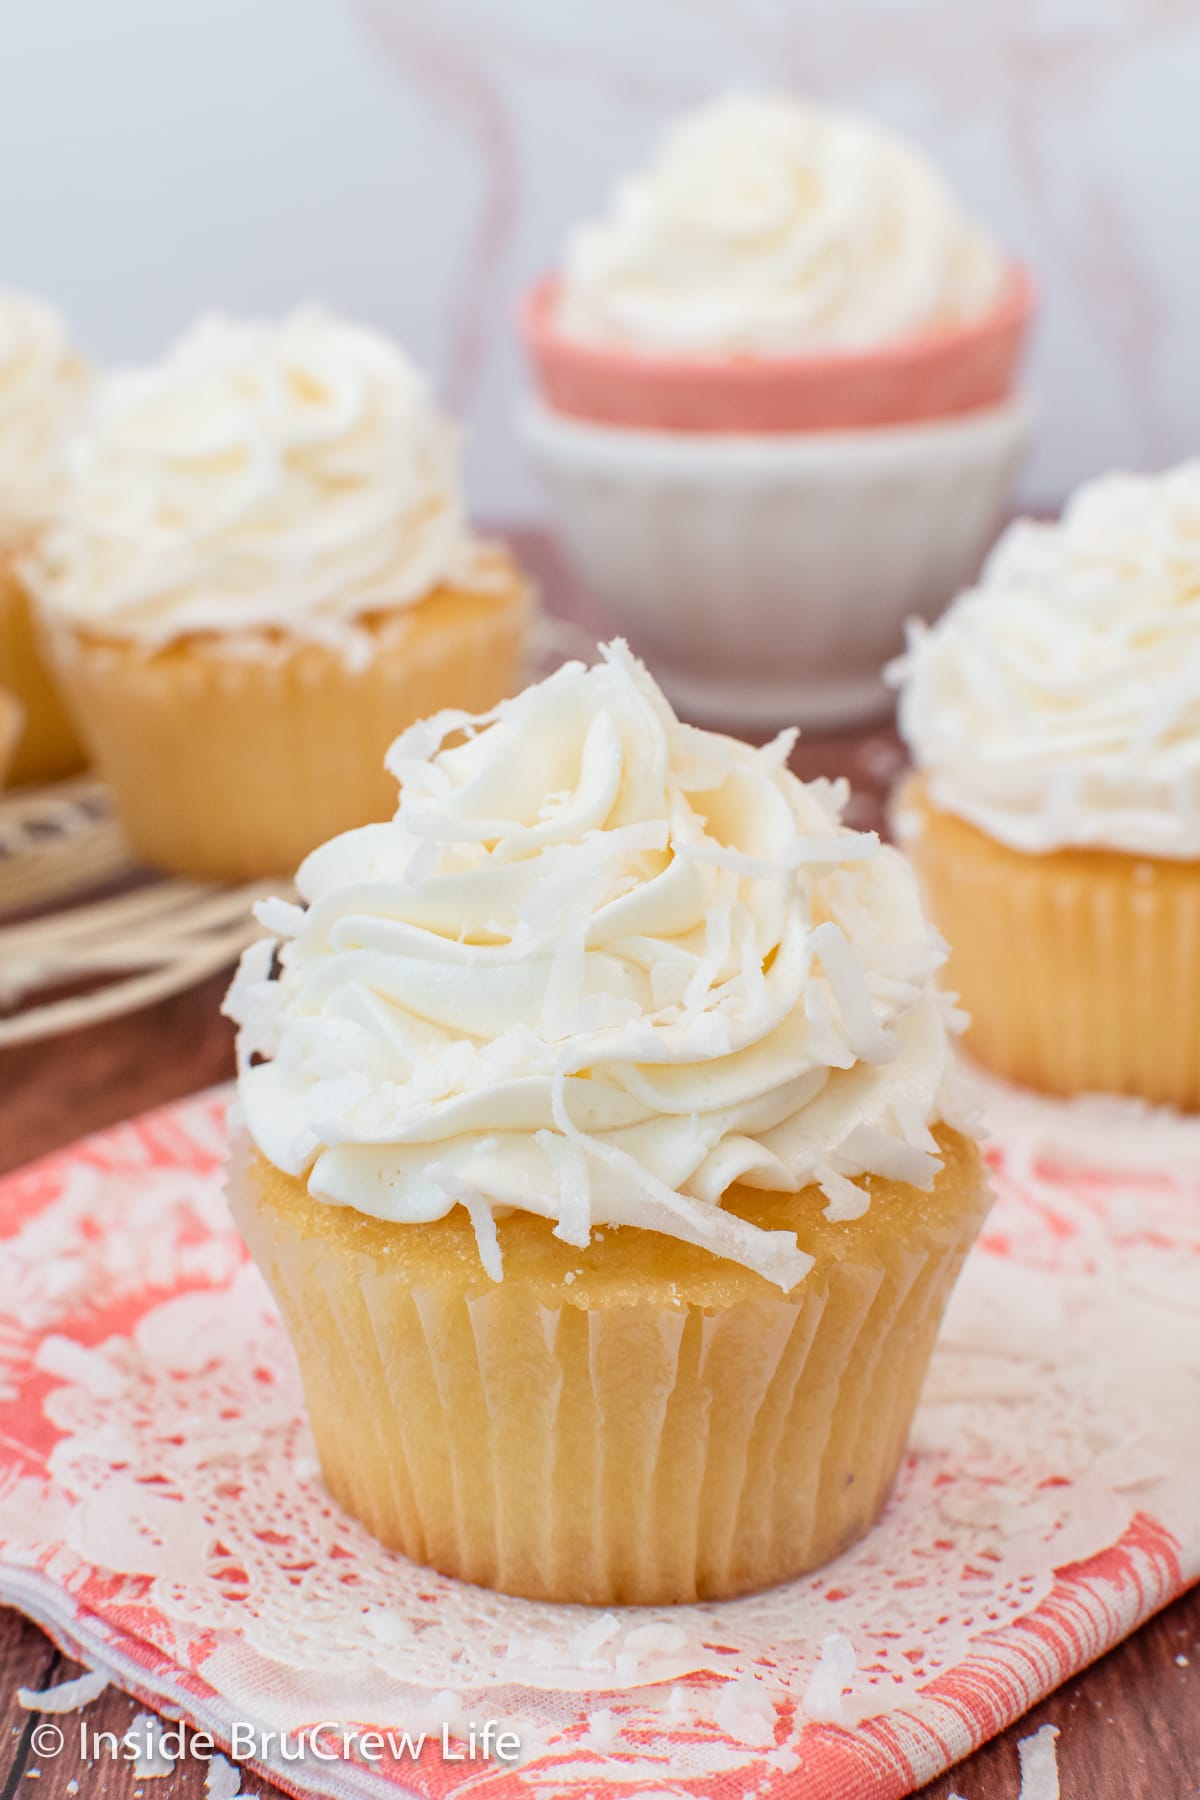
[0,1078,1197,1800]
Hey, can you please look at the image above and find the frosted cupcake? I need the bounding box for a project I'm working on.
[894,461,1200,1108]
[522,93,1033,727]
[0,289,89,786]
[549,92,1010,379]
[30,307,532,879]
[224,641,988,1605]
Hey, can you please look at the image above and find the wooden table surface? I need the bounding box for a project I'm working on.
[2,547,1198,1800]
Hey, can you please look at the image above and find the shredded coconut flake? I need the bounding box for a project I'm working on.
[809,923,895,1064]
[17,1669,108,1712]
[131,1713,176,1778]
[570,1613,622,1663]
[253,896,304,936]
[803,1631,858,1724]
[463,1194,503,1282]
[1017,1723,1061,1800]
[712,1674,778,1748]
[585,1707,616,1751]
[816,1165,872,1223]
[205,1754,242,1800]
[362,1607,413,1644]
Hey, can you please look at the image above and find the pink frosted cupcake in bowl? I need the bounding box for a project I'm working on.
[521,92,1035,728]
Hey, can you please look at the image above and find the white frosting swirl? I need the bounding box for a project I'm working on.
[555,93,1004,354]
[226,642,958,1290]
[31,306,486,647]
[895,462,1200,859]
[0,289,88,540]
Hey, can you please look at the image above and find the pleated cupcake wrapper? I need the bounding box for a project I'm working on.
[906,799,1200,1108]
[229,1134,978,1607]
[0,554,86,787]
[43,580,531,881]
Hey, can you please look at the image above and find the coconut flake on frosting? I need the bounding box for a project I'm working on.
[555,92,1004,355]
[0,289,88,541]
[893,461,1200,860]
[225,642,958,1289]
[28,305,488,650]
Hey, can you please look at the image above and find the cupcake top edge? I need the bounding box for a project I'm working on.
[553,90,1006,357]
[892,460,1200,860]
[26,303,495,648]
[0,287,90,545]
[224,640,963,1291]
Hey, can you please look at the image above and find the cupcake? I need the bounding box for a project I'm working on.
[893,462,1200,1108]
[0,687,22,786]
[521,92,1034,729]
[30,307,532,880]
[223,641,988,1605]
[0,289,89,787]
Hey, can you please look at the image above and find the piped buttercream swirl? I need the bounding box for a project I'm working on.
[556,92,1004,355]
[894,462,1200,859]
[0,288,88,540]
[226,643,959,1289]
[30,305,486,647]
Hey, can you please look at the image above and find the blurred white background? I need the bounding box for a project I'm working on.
[3,0,1198,516]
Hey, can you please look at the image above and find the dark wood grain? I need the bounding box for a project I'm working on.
[0,969,236,1175]
[0,1616,58,1795]
[1,548,1197,1799]
[10,1650,261,1800]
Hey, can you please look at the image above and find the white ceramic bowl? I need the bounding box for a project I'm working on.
[522,397,1033,728]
